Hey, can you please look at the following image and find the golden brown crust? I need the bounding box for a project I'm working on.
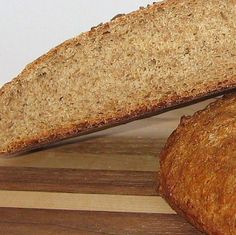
[159,93,236,235]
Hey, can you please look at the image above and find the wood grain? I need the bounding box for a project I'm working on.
[0,191,173,214]
[0,207,202,235]
[0,166,158,195]
[0,137,161,171]
[0,101,215,234]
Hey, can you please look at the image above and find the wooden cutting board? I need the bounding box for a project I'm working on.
[0,100,214,234]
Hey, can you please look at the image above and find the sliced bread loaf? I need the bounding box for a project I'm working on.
[1,0,236,155]
[159,93,236,234]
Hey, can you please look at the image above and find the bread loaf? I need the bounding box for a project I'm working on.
[159,93,236,234]
[1,0,236,155]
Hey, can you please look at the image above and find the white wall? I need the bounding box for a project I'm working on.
[0,0,155,87]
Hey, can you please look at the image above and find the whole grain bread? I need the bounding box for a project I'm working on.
[159,93,236,235]
[1,0,236,155]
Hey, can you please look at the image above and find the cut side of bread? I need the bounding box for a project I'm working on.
[1,0,236,155]
[159,93,236,235]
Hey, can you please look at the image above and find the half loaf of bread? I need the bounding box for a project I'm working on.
[159,93,236,235]
[1,0,236,155]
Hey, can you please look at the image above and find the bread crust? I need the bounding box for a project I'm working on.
[1,87,235,157]
[159,93,236,235]
[0,0,172,95]
[1,0,236,155]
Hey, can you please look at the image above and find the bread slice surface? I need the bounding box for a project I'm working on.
[159,93,236,235]
[1,0,236,155]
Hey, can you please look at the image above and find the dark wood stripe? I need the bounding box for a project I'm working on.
[52,136,165,156]
[0,207,202,235]
[0,166,159,196]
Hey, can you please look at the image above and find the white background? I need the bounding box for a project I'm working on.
[0,0,155,87]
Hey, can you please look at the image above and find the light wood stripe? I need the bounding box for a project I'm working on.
[0,191,175,214]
